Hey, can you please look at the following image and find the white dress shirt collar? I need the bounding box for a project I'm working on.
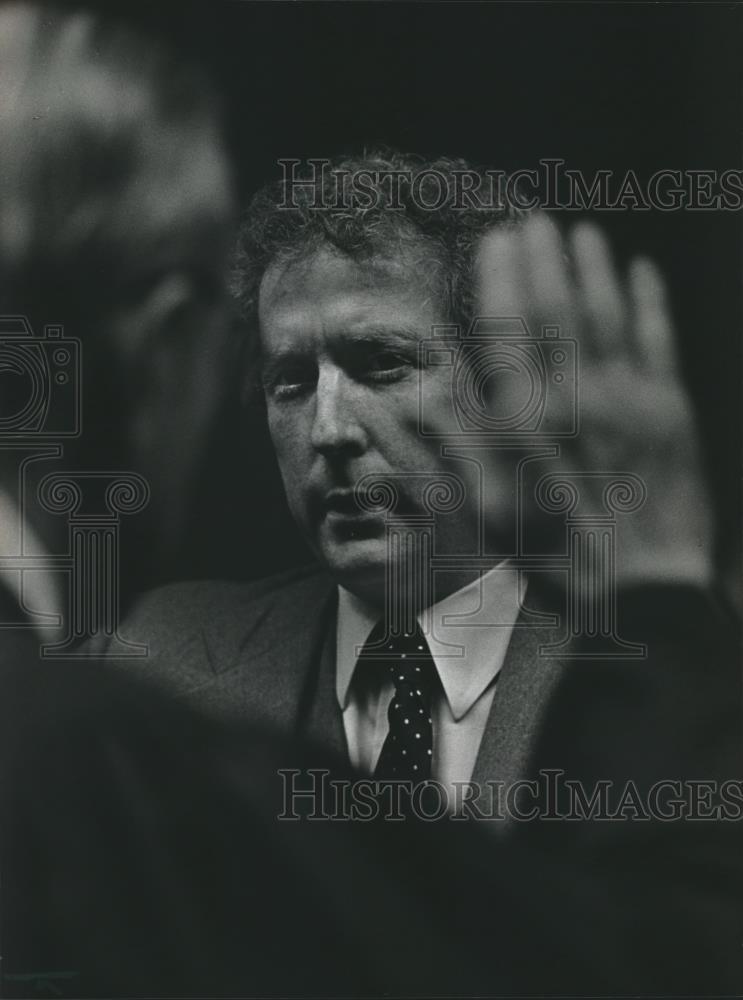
[336,562,526,722]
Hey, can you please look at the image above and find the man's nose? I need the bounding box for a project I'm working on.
[310,366,367,458]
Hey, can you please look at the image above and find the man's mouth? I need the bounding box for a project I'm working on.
[319,485,421,522]
[322,489,375,518]
[316,489,385,542]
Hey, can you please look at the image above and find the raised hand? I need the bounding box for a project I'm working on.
[474,212,712,589]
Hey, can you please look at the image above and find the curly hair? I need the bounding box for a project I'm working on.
[230,151,525,383]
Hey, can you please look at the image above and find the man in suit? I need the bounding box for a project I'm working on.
[111,152,731,812]
[0,25,542,997]
[91,154,741,993]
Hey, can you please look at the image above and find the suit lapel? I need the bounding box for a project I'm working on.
[300,605,348,760]
[224,574,346,756]
[198,569,575,781]
[471,596,568,788]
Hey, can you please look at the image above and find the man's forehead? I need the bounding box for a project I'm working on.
[259,245,444,320]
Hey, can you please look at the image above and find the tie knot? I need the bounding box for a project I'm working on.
[358,622,437,696]
[359,621,430,658]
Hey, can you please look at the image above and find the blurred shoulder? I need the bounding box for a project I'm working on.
[121,562,333,642]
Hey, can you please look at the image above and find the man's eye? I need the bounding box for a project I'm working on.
[263,365,315,400]
[364,352,413,381]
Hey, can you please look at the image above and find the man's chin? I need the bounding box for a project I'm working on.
[315,527,388,601]
[316,530,445,615]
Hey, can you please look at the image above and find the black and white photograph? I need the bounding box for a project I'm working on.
[0,1,740,996]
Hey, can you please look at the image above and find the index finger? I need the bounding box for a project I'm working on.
[628,256,680,377]
[476,224,525,318]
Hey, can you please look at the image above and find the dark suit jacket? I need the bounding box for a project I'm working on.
[0,580,647,999]
[4,573,738,996]
[101,564,574,794]
[0,580,561,998]
[104,564,739,813]
[98,565,742,994]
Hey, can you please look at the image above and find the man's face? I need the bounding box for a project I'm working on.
[259,246,481,607]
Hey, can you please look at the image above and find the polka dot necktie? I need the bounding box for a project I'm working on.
[358,623,438,782]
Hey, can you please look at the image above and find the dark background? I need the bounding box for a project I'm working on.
[108,1,742,592]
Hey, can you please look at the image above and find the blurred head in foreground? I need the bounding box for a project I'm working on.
[0,2,236,588]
